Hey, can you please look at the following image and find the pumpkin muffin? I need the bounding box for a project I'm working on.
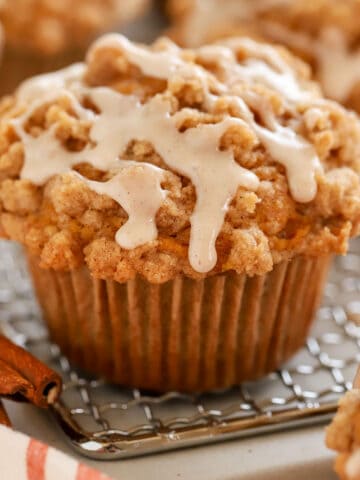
[168,0,360,112]
[0,0,150,94]
[0,34,360,391]
[327,390,360,480]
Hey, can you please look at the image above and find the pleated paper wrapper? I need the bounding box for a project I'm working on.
[28,254,331,392]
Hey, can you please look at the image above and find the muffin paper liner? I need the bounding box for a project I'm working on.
[27,254,331,392]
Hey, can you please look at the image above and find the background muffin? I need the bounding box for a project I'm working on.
[0,0,150,94]
[0,34,360,391]
[168,0,360,113]
[327,390,360,480]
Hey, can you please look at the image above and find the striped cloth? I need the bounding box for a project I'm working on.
[0,425,114,480]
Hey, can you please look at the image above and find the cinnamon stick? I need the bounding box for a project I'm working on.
[0,335,62,408]
[0,400,11,427]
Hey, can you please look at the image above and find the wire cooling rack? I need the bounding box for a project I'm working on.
[1,240,360,460]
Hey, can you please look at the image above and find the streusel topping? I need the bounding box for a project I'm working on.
[1,34,360,282]
[169,0,360,109]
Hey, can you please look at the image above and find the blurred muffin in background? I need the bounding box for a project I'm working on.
[0,0,150,94]
[327,390,360,480]
[167,0,360,112]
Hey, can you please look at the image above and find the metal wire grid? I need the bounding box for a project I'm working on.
[1,240,360,460]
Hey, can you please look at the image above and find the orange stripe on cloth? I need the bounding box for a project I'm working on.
[76,463,112,480]
[26,438,48,480]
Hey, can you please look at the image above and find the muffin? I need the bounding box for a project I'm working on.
[0,0,150,95]
[0,34,360,392]
[327,390,360,480]
[168,0,360,113]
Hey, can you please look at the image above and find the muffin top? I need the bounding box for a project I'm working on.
[168,0,360,110]
[0,0,148,55]
[0,33,360,283]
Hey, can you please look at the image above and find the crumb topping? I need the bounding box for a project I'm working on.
[0,34,360,282]
[168,0,360,110]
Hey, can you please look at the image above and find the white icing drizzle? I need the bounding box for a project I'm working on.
[224,95,320,203]
[197,39,313,103]
[82,164,166,249]
[182,1,360,103]
[254,123,319,202]
[17,64,86,104]
[88,33,225,108]
[13,90,94,184]
[14,34,321,273]
[88,34,183,80]
[235,59,309,103]
[346,448,360,480]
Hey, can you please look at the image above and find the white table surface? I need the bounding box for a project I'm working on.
[5,400,337,480]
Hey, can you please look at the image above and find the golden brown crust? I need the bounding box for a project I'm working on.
[0,0,149,55]
[1,36,360,283]
[326,390,360,480]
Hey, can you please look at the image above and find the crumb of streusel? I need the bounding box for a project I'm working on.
[168,0,360,111]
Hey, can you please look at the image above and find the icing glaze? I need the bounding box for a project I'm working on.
[224,94,321,202]
[17,64,86,104]
[254,122,319,202]
[88,34,183,80]
[197,39,313,103]
[88,33,225,108]
[14,34,320,273]
[82,163,166,249]
[181,1,360,103]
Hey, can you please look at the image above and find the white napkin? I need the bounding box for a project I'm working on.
[0,425,113,480]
